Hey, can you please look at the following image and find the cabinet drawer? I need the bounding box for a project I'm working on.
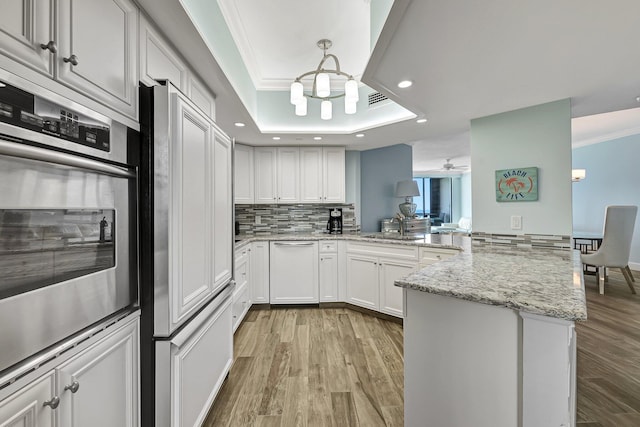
[235,245,250,264]
[419,247,459,265]
[319,240,338,253]
[232,282,250,332]
[347,242,418,261]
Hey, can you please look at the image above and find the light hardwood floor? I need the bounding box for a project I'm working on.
[576,268,640,426]
[206,268,640,426]
[204,307,404,427]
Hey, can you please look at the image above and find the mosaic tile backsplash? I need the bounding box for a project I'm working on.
[235,204,358,235]
[471,232,571,250]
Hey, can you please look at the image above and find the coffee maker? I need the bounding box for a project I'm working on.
[326,208,343,234]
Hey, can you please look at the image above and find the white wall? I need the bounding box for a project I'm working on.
[460,172,472,220]
[470,99,572,236]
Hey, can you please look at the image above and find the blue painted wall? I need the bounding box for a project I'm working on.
[361,144,413,232]
[573,134,640,267]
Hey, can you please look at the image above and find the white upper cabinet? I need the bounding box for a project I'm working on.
[139,12,188,91]
[56,0,138,120]
[212,126,233,292]
[276,147,300,203]
[234,144,254,204]
[323,147,346,203]
[300,147,323,203]
[0,0,55,77]
[188,75,216,122]
[254,147,278,204]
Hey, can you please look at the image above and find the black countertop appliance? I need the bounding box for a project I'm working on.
[327,208,343,234]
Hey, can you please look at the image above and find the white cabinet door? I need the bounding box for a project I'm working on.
[170,95,214,326]
[0,371,56,427]
[0,0,54,77]
[250,241,270,303]
[319,253,338,302]
[57,0,138,119]
[276,147,300,203]
[56,318,139,427]
[379,259,415,317]
[188,75,216,121]
[346,254,379,310]
[254,147,277,204]
[234,144,254,204]
[232,281,250,332]
[157,297,232,427]
[270,241,318,304]
[299,147,323,203]
[139,13,188,91]
[212,128,233,292]
[323,147,345,203]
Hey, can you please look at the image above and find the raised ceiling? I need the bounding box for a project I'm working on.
[138,0,640,172]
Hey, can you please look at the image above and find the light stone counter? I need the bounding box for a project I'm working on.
[396,243,586,321]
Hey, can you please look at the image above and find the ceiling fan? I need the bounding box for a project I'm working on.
[440,158,469,171]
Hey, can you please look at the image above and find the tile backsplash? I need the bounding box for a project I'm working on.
[235,204,358,235]
[471,232,572,250]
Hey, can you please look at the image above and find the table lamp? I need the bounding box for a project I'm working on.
[395,180,420,217]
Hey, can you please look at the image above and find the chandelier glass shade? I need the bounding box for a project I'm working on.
[290,39,359,120]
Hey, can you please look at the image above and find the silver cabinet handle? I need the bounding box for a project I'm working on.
[43,396,60,409]
[40,41,57,53]
[63,54,79,66]
[64,380,80,393]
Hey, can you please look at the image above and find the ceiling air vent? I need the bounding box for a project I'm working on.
[368,92,388,107]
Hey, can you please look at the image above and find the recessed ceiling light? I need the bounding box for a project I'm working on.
[416,118,428,123]
[272,136,281,140]
[234,122,245,127]
[397,80,413,88]
[355,133,364,138]
[313,136,322,141]
[636,96,640,103]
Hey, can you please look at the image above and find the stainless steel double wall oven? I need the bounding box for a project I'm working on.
[0,73,138,377]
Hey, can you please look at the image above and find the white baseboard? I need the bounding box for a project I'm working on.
[629,261,640,272]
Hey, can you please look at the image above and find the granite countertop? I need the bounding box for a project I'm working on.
[395,243,587,321]
[234,232,469,251]
[234,232,586,321]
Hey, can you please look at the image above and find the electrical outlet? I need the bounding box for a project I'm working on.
[255,215,261,225]
[511,215,522,230]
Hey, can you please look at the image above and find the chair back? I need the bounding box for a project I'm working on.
[599,205,638,267]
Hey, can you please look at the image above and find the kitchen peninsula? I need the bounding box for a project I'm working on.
[396,242,586,427]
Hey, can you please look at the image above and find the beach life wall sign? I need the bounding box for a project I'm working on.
[495,167,538,202]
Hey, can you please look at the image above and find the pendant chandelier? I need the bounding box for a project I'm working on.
[290,39,359,120]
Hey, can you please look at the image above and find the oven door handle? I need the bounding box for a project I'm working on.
[0,139,135,178]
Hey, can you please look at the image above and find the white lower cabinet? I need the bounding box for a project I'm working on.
[270,241,319,304]
[319,240,338,302]
[56,319,139,427]
[0,315,139,427]
[251,242,270,304]
[156,295,232,427]
[0,371,56,427]
[233,245,252,331]
[346,242,422,317]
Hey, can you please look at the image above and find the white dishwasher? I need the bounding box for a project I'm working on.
[270,241,319,304]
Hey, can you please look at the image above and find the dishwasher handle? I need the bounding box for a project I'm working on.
[272,242,316,246]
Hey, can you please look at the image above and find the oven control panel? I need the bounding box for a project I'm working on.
[0,80,110,152]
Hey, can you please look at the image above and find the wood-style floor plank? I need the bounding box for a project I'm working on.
[207,269,640,426]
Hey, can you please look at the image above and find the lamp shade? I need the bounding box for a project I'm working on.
[572,169,586,182]
[345,78,359,102]
[395,180,420,197]
[316,73,330,98]
[295,96,307,116]
[321,100,332,120]
[290,81,303,105]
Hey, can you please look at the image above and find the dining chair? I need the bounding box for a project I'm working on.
[581,205,638,295]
